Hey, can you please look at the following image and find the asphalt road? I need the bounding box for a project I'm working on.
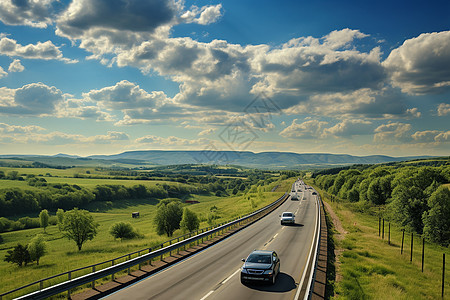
[106,185,319,300]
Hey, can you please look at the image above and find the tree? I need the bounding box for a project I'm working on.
[423,187,450,246]
[4,244,31,267]
[154,199,183,237]
[61,208,99,251]
[56,208,64,231]
[390,184,427,233]
[180,208,200,232]
[39,209,49,232]
[28,235,47,265]
[367,177,392,205]
[110,222,137,240]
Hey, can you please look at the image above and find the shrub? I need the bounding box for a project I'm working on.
[110,222,138,240]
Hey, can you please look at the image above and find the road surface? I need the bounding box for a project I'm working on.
[106,183,319,300]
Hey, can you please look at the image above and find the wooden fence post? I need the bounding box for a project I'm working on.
[443,253,446,299]
[421,238,425,272]
[401,230,405,254]
[410,232,414,262]
[388,223,390,245]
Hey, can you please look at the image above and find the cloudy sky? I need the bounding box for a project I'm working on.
[0,0,449,157]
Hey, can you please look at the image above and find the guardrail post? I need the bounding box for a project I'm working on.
[138,251,142,270]
[40,280,43,290]
[92,266,95,288]
[112,260,115,280]
[128,255,131,274]
[68,271,71,299]
[160,244,164,261]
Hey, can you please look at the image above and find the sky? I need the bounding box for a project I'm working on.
[0,0,449,158]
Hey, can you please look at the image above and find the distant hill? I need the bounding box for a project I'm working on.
[88,150,429,169]
[0,151,430,169]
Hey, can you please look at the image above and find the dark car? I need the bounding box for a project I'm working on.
[240,250,280,285]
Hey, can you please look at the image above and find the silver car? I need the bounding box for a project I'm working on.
[280,212,295,225]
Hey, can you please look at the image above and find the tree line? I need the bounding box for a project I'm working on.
[313,163,450,246]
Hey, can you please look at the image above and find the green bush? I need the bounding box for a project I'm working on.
[110,222,138,240]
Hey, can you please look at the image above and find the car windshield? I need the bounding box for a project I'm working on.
[283,213,293,217]
[247,254,271,264]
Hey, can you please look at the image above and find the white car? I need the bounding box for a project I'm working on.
[280,212,295,225]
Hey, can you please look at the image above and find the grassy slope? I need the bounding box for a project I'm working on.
[308,181,450,299]
[0,178,292,295]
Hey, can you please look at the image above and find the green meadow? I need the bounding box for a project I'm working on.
[0,175,292,295]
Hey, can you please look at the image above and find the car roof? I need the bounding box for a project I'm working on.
[249,250,274,255]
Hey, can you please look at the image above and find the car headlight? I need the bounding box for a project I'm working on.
[263,270,273,275]
[241,268,248,274]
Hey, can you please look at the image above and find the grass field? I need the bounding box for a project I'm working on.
[0,177,293,295]
[307,181,450,300]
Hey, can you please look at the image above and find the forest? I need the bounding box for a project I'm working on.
[312,158,450,246]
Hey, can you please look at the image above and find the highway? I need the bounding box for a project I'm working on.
[106,181,319,300]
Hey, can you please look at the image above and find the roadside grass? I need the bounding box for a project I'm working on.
[308,182,449,300]
[0,178,291,295]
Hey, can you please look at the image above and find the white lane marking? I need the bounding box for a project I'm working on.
[221,268,240,284]
[273,233,279,239]
[200,290,214,300]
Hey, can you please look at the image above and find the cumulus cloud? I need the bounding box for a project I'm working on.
[83,80,168,110]
[435,131,450,143]
[198,128,216,136]
[181,4,223,25]
[0,83,64,115]
[284,88,410,119]
[411,130,442,143]
[279,119,328,139]
[0,123,45,134]
[324,119,373,138]
[373,122,412,143]
[85,131,129,143]
[253,30,385,100]
[135,135,209,146]
[0,66,7,78]
[0,0,55,28]
[8,59,24,72]
[383,31,450,94]
[437,103,450,116]
[0,37,77,63]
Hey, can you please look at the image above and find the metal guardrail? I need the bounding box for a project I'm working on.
[4,192,287,300]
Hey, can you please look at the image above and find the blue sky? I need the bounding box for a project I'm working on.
[0,0,449,157]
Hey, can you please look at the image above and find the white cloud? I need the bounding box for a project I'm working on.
[8,59,24,72]
[181,4,223,25]
[435,131,450,143]
[373,122,412,143]
[0,83,64,115]
[383,31,450,94]
[437,103,450,116]
[0,37,77,63]
[83,80,168,110]
[198,128,216,136]
[280,119,328,139]
[0,123,45,134]
[135,135,209,146]
[0,0,55,28]
[323,28,369,49]
[411,130,442,143]
[0,66,7,78]
[85,131,129,144]
[324,119,373,138]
